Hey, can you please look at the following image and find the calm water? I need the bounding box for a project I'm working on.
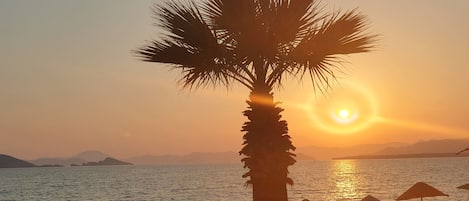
[0,158,468,201]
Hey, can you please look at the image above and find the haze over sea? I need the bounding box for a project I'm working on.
[1,158,468,201]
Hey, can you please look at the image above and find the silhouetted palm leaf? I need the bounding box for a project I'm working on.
[137,1,253,89]
[139,0,375,91]
[278,9,376,91]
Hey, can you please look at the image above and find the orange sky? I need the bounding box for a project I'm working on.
[1,0,468,159]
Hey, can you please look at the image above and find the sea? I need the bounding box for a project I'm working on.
[0,158,468,201]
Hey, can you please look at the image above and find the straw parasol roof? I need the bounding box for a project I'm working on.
[361,195,380,201]
[457,183,469,190]
[396,182,448,200]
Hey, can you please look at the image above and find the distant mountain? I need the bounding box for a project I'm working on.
[30,150,111,166]
[296,153,315,161]
[333,138,469,160]
[333,152,469,160]
[74,150,110,162]
[296,142,407,160]
[0,154,36,168]
[126,151,315,165]
[79,157,132,166]
[375,138,469,155]
[126,151,241,165]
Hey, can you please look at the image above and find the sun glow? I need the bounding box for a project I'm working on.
[303,82,469,137]
[307,82,378,134]
[338,109,350,119]
[331,108,360,125]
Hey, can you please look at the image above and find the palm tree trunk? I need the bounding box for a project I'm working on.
[240,83,296,201]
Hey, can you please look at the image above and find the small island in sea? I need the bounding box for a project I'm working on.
[1,153,131,168]
[0,154,37,168]
[73,157,132,166]
[0,154,63,168]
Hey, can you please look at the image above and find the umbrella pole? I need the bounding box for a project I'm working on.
[421,197,423,201]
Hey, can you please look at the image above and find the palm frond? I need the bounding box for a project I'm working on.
[313,9,377,54]
[203,0,327,84]
[265,0,320,46]
[280,9,377,92]
[137,0,376,92]
[136,0,252,89]
[203,0,258,33]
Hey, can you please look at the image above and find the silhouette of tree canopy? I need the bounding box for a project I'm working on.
[137,1,376,200]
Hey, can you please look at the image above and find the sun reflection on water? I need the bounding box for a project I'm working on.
[332,160,359,200]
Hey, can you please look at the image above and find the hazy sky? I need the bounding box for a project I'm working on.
[1,0,468,159]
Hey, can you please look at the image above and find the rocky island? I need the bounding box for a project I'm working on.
[0,153,135,168]
[77,157,132,166]
[0,154,64,168]
[0,154,36,168]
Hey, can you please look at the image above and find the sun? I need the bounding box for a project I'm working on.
[338,109,350,119]
[307,82,378,134]
[331,106,359,125]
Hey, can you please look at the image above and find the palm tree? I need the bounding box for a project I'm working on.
[136,1,376,200]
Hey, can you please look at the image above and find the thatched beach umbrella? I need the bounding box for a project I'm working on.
[457,183,469,190]
[396,182,448,201]
[361,195,380,201]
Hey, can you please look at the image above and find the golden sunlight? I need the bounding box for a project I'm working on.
[338,109,350,119]
[307,82,378,134]
[331,160,359,199]
[331,107,360,125]
[303,82,468,137]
